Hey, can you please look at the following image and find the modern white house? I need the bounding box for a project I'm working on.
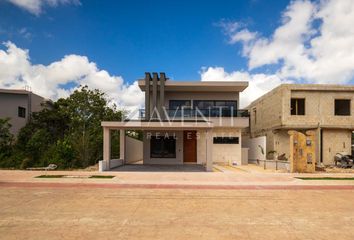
[100,72,250,171]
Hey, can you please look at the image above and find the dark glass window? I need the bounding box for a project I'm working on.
[150,136,176,158]
[18,107,26,118]
[335,99,351,116]
[169,100,191,110]
[193,100,238,117]
[194,100,214,109]
[214,101,237,108]
[291,98,305,115]
[213,137,239,144]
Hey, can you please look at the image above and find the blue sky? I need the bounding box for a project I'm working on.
[0,0,354,110]
[0,0,289,81]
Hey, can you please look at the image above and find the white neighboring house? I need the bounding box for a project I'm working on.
[100,72,249,171]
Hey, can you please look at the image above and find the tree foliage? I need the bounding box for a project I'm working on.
[0,118,14,163]
[0,86,123,169]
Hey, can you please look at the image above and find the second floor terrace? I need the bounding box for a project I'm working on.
[137,72,249,126]
[139,108,249,119]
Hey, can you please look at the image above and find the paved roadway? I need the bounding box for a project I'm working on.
[1,181,354,239]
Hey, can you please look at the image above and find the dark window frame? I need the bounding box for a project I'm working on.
[213,137,239,144]
[150,136,176,158]
[169,100,192,110]
[291,98,305,115]
[334,99,351,116]
[18,106,26,118]
[192,100,238,110]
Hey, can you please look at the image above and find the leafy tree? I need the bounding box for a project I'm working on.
[9,86,123,169]
[0,118,13,149]
[0,118,14,163]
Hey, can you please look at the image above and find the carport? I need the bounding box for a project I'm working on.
[100,121,214,172]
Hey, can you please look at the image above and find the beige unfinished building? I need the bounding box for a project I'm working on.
[247,84,354,166]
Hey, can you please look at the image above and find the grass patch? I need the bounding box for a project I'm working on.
[35,175,65,178]
[296,177,354,180]
[89,175,115,179]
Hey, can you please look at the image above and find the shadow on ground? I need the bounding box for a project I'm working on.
[110,164,206,172]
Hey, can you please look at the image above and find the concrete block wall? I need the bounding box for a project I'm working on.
[286,90,354,127]
[248,86,284,137]
[322,129,352,165]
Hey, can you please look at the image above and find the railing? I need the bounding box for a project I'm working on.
[139,108,249,119]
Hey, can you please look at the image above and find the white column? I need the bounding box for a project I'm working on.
[120,129,125,163]
[205,129,213,172]
[103,127,111,170]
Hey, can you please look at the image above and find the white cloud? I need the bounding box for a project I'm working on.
[0,41,144,114]
[200,67,288,108]
[229,29,256,44]
[7,0,80,15]
[224,0,354,84]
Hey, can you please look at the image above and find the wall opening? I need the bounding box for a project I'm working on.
[334,99,351,116]
[291,98,305,115]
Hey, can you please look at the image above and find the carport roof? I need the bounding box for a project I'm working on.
[101,121,214,130]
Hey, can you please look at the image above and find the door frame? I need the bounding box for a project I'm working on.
[183,130,197,163]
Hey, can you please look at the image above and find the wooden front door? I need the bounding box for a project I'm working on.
[183,131,197,163]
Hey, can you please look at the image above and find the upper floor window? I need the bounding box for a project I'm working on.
[18,107,26,118]
[291,98,305,115]
[169,100,191,110]
[193,100,237,109]
[193,100,214,109]
[335,99,351,116]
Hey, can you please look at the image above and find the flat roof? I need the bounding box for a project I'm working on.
[247,84,354,109]
[284,84,354,91]
[0,88,47,100]
[101,121,213,130]
[138,80,249,92]
[0,89,31,95]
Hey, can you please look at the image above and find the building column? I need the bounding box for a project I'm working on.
[120,129,125,163]
[145,72,151,120]
[205,129,213,172]
[103,127,111,170]
[159,72,165,119]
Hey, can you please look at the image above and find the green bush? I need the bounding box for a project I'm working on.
[41,138,75,169]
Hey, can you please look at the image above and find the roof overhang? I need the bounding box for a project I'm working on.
[138,80,248,92]
[101,121,214,130]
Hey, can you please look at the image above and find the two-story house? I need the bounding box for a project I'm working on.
[247,84,354,166]
[0,89,48,136]
[100,72,249,171]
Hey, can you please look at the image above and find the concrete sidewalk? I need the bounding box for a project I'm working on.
[1,166,354,188]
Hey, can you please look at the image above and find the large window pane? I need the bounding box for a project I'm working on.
[169,100,191,110]
[194,100,214,109]
[150,136,176,158]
